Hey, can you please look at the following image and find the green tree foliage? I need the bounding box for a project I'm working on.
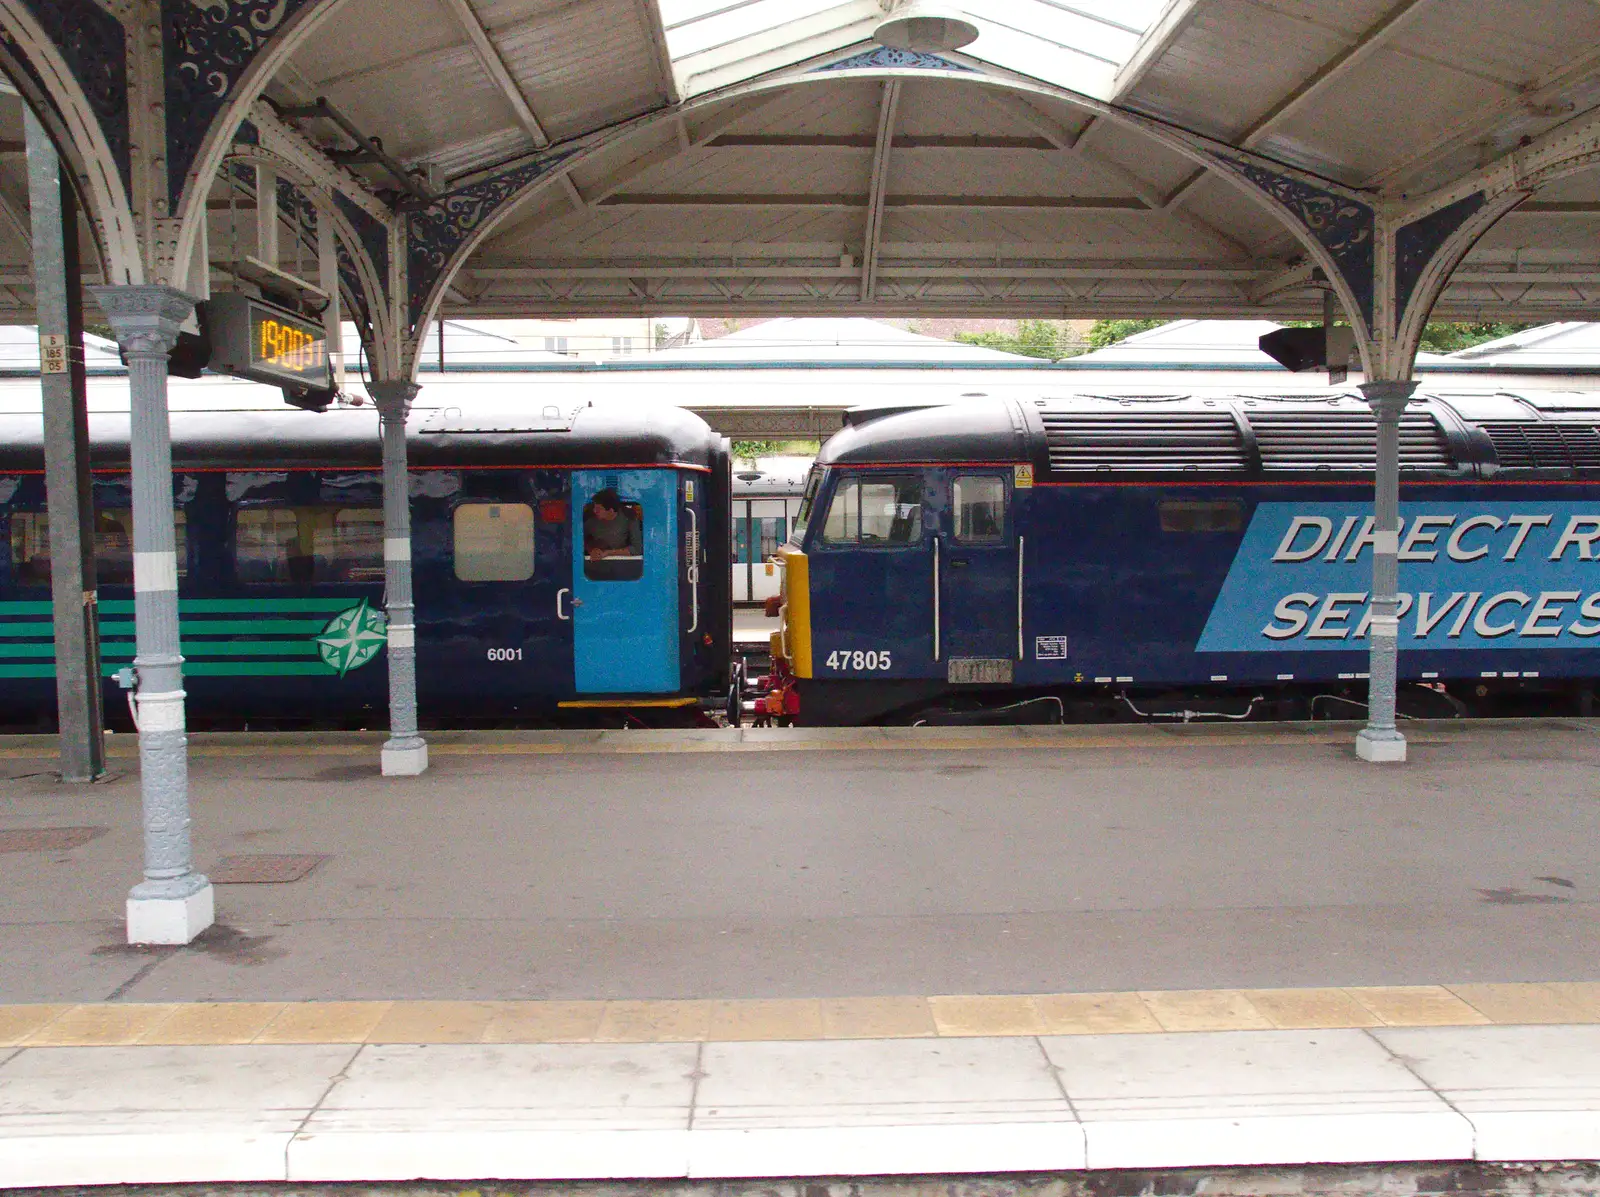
[1084,319,1168,349]
[731,440,784,461]
[1283,319,1537,355]
[1414,322,1537,354]
[953,319,1078,360]
[731,439,820,462]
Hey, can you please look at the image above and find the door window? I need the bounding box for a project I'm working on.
[581,488,644,580]
[821,476,922,545]
[756,514,787,558]
[953,476,1007,543]
[453,503,535,582]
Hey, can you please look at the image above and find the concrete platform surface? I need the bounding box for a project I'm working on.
[2,719,1599,1003]
[2,1023,1600,1185]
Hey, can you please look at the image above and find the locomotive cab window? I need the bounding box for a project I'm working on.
[236,507,384,585]
[821,476,922,546]
[953,476,1006,543]
[454,503,535,582]
[1158,499,1245,533]
[790,469,822,543]
[581,489,643,581]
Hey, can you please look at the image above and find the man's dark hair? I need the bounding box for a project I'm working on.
[591,488,621,513]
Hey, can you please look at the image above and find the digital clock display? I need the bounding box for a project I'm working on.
[249,302,328,385]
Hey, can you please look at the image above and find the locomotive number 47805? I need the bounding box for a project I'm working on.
[826,650,893,671]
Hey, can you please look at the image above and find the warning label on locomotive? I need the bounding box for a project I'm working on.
[1035,635,1069,659]
[1198,501,1600,652]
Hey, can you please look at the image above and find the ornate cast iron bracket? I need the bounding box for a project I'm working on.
[162,0,320,207]
[405,147,582,336]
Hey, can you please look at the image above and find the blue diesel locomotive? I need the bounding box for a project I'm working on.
[0,401,731,725]
[774,391,1600,724]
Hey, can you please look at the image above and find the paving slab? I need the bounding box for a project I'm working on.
[2,719,1599,1002]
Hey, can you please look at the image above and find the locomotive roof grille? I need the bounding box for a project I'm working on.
[1479,421,1600,471]
[1039,411,1248,472]
[1248,410,1453,472]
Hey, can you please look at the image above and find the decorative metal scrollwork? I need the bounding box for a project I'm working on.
[163,0,319,206]
[406,147,581,330]
[815,47,973,72]
[1211,153,1376,330]
[1394,192,1486,327]
[333,191,386,335]
[14,0,129,189]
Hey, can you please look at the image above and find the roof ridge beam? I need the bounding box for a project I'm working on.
[860,79,900,301]
[247,100,393,225]
[435,0,587,210]
[1394,100,1600,225]
[1163,0,1432,213]
[1365,41,1600,193]
[1113,0,1208,101]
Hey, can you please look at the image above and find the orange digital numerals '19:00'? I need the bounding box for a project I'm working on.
[258,318,325,374]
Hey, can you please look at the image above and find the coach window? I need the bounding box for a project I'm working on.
[8,510,190,586]
[6,512,50,585]
[94,510,190,585]
[953,476,1006,543]
[454,502,535,582]
[236,507,384,585]
[822,476,922,545]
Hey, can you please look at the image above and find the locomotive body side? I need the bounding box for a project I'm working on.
[779,393,1600,724]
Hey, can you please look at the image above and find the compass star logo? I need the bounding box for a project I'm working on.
[316,600,388,677]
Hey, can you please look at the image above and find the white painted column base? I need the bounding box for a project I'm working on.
[1355,729,1407,763]
[381,741,429,777]
[126,882,214,945]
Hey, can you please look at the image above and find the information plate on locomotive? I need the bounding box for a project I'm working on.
[947,657,1014,684]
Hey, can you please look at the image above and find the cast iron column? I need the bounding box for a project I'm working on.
[91,284,214,943]
[1356,380,1419,763]
[26,108,104,780]
[368,380,428,776]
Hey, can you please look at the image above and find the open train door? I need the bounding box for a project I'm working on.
[569,470,680,693]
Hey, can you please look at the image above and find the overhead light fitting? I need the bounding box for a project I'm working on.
[873,0,978,53]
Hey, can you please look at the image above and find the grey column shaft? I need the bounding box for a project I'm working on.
[370,381,424,752]
[26,107,104,780]
[1359,381,1419,749]
[91,285,208,899]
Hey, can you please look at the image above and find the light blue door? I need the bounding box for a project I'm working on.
[571,469,680,693]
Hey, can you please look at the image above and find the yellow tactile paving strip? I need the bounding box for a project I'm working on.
[0,721,1490,760]
[4,984,1599,1047]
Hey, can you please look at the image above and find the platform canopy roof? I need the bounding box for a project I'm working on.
[2,0,1599,331]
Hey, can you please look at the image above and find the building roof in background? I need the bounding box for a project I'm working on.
[0,325,124,373]
[649,317,1036,362]
[1449,323,1600,367]
[1071,320,1455,366]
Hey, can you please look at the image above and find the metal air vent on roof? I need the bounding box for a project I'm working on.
[1247,410,1452,471]
[1480,421,1600,470]
[417,404,579,434]
[1039,411,1247,472]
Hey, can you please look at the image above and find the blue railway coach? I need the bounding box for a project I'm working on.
[774,391,1600,725]
[0,402,731,725]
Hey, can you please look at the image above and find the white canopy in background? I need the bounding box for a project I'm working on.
[645,317,1036,363]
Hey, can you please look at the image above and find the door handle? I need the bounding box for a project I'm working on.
[557,587,581,619]
[949,558,970,569]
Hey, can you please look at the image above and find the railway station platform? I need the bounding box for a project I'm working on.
[2,719,1599,1187]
